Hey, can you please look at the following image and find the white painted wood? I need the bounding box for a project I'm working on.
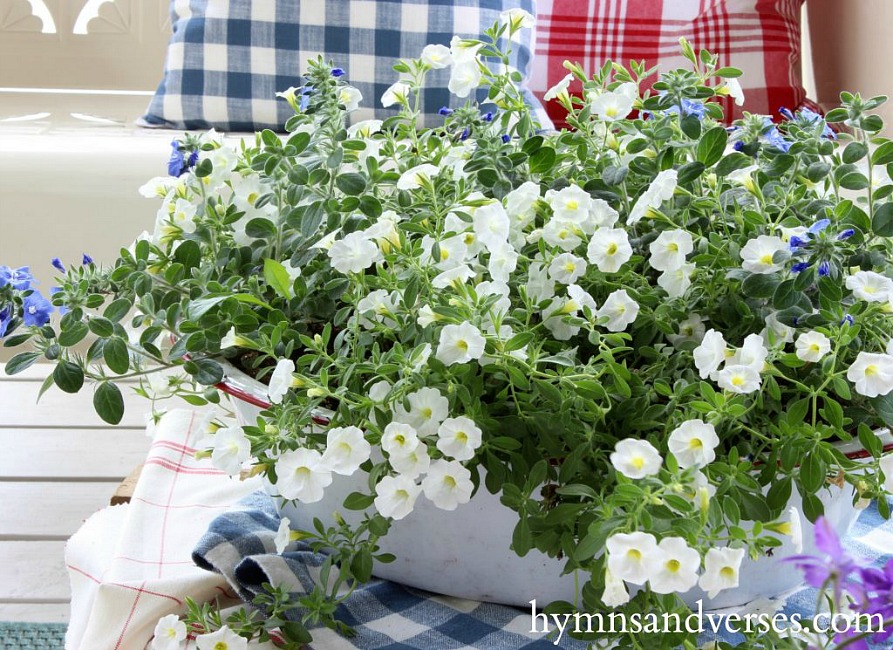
[0,429,150,480]
[0,603,70,622]
[0,541,69,601]
[0,483,115,539]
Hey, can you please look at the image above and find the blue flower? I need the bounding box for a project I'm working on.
[789,236,808,250]
[791,262,811,273]
[51,258,65,273]
[438,107,454,117]
[331,68,345,77]
[733,140,746,152]
[0,305,11,338]
[837,229,855,240]
[82,253,94,266]
[501,134,511,143]
[0,266,34,291]
[841,314,855,326]
[49,287,69,316]
[765,127,791,152]
[779,107,796,121]
[808,218,830,235]
[22,291,52,326]
[167,140,186,177]
[482,111,494,123]
[299,92,311,112]
[187,150,199,168]
[460,127,470,141]
[818,261,831,277]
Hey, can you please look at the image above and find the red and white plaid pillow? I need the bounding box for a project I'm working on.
[529,0,820,128]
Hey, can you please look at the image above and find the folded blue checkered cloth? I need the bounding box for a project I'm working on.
[193,493,893,649]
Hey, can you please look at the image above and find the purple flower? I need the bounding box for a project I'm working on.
[438,106,454,117]
[837,229,856,240]
[22,291,53,327]
[0,305,11,338]
[331,68,345,77]
[791,261,811,273]
[787,517,861,603]
[0,266,34,291]
[51,258,66,273]
[501,134,511,143]
[82,253,94,266]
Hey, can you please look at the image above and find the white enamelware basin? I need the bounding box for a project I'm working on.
[217,359,892,609]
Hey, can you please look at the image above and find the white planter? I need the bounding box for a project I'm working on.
[218,360,892,609]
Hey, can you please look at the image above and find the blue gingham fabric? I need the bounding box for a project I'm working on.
[142,0,546,132]
[194,493,893,649]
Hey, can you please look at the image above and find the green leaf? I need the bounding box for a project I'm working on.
[53,361,84,394]
[742,273,780,299]
[680,114,701,140]
[350,548,373,583]
[713,66,742,78]
[872,202,893,237]
[504,332,534,352]
[245,218,277,239]
[4,351,40,375]
[528,147,556,175]
[263,258,293,300]
[602,166,629,186]
[799,453,825,494]
[343,492,375,510]
[185,358,224,385]
[58,322,89,347]
[511,517,532,556]
[870,392,893,428]
[286,131,311,155]
[715,152,753,177]
[335,172,367,196]
[103,337,130,375]
[94,382,124,425]
[173,239,201,270]
[843,142,868,164]
[300,202,325,238]
[872,141,893,166]
[359,195,383,219]
[697,126,728,167]
[839,171,869,191]
[87,318,115,338]
[676,161,706,185]
[858,423,884,459]
[280,621,312,645]
[103,298,132,323]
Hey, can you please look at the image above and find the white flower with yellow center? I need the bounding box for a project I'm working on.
[628,170,678,224]
[274,517,292,554]
[267,358,296,404]
[605,531,659,585]
[420,43,452,69]
[195,626,248,650]
[347,119,383,138]
[393,387,448,437]
[541,219,584,251]
[448,60,482,98]
[328,231,382,274]
[591,198,620,229]
[436,322,486,366]
[381,81,411,107]
[500,7,535,30]
[397,163,440,191]
[417,304,440,328]
[544,73,574,102]
[649,537,700,594]
[761,311,795,346]
[610,438,662,479]
[432,265,475,289]
[526,260,557,305]
[727,334,769,373]
[208,425,251,476]
[666,314,706,348]
[740,235,787,274]
[389,445,431,479]
[436,416,482,461]
[845,270,893,303]
[649,229,693,272]
[693,329,728,378]
[381,421,420,456]
[505,181,540,232]
[275,86,302,111]
[668,419,720,469]
[152,614,187,650]
[275,448,332,503]
[548,252,587,285]
[770,506,804,553]
[449,35,484,63]
[847,352,893,398]
[723,77,745,106]
[727,164,759,193]
[421,459,474,510]
[356,289,397,330]
[716,364,762,394]
[657,263,695,299]
[795,331,831,362]
[472,201,511,247]
[590,89,634,122]
[338,85,362,111]
[322,426,371,476]
[596,289,639,332]
[587,227,632,273]
[546,185,593,225]
[374,474,422,520]
[170,198,197,234]
[699,547,746,598]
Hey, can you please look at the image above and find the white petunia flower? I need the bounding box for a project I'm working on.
[449,60,483,98]
[356,289,398,330]
[784,506,803,553]
[338,86,363,111]
[436,416,483,461]
[667,313,706,348]
[389,445,431,479]
[505,181,540,232]
[716,364,762,394]
[591,198,620,229]
[487,241,520,284]
[449,35,484,63]
[724,77,745,106]
[473,201,511,247]
[322,426,371,476]
[846,270,893,303]
[152,614,187,650]
[369,380,391,403]
[795,331,831,362]
[381,81,411,107]
[170,198,197,234]
[500,7,536,30]
[196,626,247,650]
[847,352,893,398]
[740,235,788,274]
[544,73,574,102]
[432,265,475,289]
[275,448,333,503]
[381,422,420,456]
[649,536,700,594]
[880,454,893,494]
[420,44,452,69]
[546,185,593,225]
[526,260,557,305]
[436,322,486,365]
[417,304,440,328]
[274,517,291,554]
[276,86,302,111]
[606,531,659,585]
[421,459,474,510]
[208,425,251,476]
[726,334,769,374]
[611,438,662,479]
[548,253,587,285]
[541,219,584,251]
[347,119,384,138]
[139,176,177,199]
[393,387,449,437]
[628,170,678,224]
[596,289,639,332]
[374,474,422,520]
[590,90,634,122]
[649,230,693,272]
[587,227,632,273]
[699,547,746,598]
[657,263,695,298]
[397,163,440,191]
[693,329,728,379]
[668,419,720,469]
[762,311,795,346]
[601,568,631,607]
[267,358,296,404]
[328,231,382,274]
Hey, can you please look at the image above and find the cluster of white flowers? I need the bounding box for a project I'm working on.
[693,331,768,394]
[152,617,262,650]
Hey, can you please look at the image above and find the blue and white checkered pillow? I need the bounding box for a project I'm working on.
[142,0,546,132]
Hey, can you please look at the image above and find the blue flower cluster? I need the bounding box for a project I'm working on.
[0,265,54,335]
[788,218,856,279]
[167,140,199,177]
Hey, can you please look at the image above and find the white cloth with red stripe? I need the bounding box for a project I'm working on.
[64,409,259,650]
